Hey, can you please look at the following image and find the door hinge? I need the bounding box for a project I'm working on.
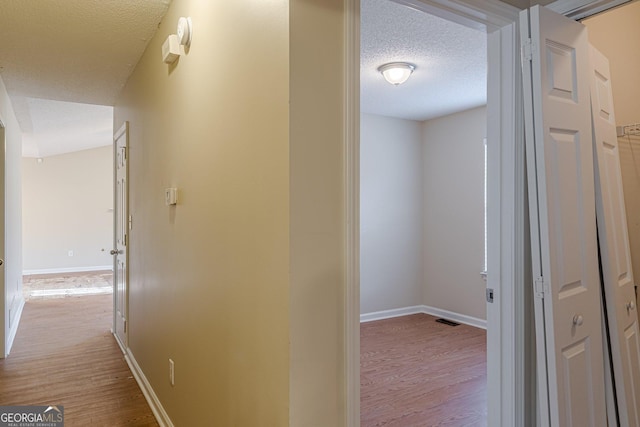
[486,288,495,303]
[124,233,127,246]
[535,276,547,298]
[522,38,533,63]
[124,320,127,333]
[128,215,133,231]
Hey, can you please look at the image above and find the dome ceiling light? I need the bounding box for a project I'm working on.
[377,62,416,85]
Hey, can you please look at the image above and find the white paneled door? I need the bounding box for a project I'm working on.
[113,122,129,350]
[590,45,640,427]
[520,5,607,427]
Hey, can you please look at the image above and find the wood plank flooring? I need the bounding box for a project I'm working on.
[361,313,487,427]
[22,271,113,299]
[0,294,158,426]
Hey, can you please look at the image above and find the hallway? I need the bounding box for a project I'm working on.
[0,295,157,426]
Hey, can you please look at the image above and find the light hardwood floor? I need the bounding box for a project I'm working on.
[22,270,113,299]
[0,294,157,426]
[361,313,487,427]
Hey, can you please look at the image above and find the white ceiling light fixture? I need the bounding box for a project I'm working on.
[378,62,416,86]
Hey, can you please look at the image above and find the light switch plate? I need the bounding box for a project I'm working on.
[165,188,178,205]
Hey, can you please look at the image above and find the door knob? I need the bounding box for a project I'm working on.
[573,314,584,326]
[110,249,121,255]
[627,301,636,311]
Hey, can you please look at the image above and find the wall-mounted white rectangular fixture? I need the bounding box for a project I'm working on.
[165,188,178,206]
[162,34,180,64]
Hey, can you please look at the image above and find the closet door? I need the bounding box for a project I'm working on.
[590,44,640,427]
[520,6,607,427]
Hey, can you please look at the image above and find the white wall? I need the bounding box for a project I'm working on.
[360,113,423,314]
[422,106,486,320]
[360,107,487,321]
[22,146,113,273]
[0,75,24,357]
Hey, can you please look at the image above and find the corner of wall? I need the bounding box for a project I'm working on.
[421,106,487,321]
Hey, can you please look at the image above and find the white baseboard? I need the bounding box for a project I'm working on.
[124,348,174,427]
[5,297,25,357]
[421,305,486,329]
[23,265,113,275]
[360,305,426,323]
[360,304,486,329]
[29,287,112,297]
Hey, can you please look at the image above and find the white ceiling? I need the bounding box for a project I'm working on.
[14,97,113,158]
[0,0,171,157]
[361,0,488,121]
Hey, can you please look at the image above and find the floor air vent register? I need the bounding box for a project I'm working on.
[435,318,460,327]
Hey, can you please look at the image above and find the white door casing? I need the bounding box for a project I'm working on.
[345,1,525,425]
[113,122,129,351]
[520,5,606,427]
[590,44,640,427]
[0,123,4,357]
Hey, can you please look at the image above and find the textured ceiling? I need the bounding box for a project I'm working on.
[0,0,170,105]
[14,97,113,158]
[0,0,171,157]
[362,0,487,121]
[1,0,486,156]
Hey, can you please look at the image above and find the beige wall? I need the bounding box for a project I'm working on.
[584,2,640,290]
[422,106,487,321]
[289,1,346,425]
[115,0,346,425]
[115,0,290,424]
[22,146,113,272]
[0,75,23,357]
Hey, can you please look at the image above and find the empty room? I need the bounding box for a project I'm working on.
[359,0,489,425]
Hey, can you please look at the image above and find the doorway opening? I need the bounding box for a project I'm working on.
[359,0,489,424]
[19,99,114,301]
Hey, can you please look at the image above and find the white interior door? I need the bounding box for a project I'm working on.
[520,5,606,427]
[113,122,128,350]
[590,44,640,427]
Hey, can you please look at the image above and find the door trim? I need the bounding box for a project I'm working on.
[344,1,524,426]
[548,0,632,19]
[344,1,360,425]
[113,121,129,352]
[391,0,520,31]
